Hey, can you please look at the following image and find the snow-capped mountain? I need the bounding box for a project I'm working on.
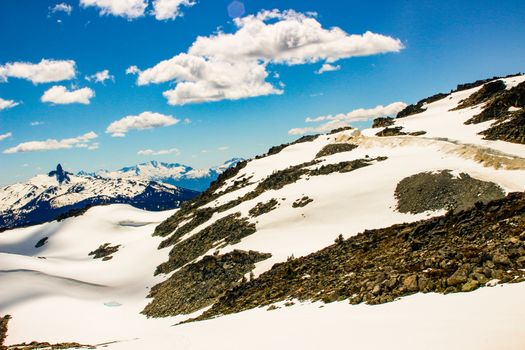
[1,74,525,348]
[83,158,244,192]
[0,164,199,230]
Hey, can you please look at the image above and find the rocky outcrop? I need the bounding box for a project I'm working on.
[155,213,257,275]
[292,196,313,208]
[395,170,505,214]
[143,250,271,317]
[315,143,358,158]
[396,93,449,118]
[0,315,9,350]
[372,117,394,128]
[48,164,71,184]
[88,243,120,261]
[453,80,506,110]
[191,192,525,321]
[249,199,279,217]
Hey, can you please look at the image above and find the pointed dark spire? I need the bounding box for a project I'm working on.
[48,164,71,184]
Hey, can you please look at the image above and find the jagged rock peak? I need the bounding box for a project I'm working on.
[48,163,72,184]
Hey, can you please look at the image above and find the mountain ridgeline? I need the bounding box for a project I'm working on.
[142,74,525,321]
[0,164,199,230]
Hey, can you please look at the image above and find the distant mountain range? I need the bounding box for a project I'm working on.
[79,158,244,192]
[0,164,199,230]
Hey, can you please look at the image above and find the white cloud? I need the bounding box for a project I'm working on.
[189,10,403,64]
[87,142,100,150]
[50,3,73,15]
[30,121,44,126]
[152,0,195,20]
[143,56,282,105]
[86,69,114,83]
[3,131,98,154]
[135,10,403,105]
[125,65,141,75]
[41,85,95,105]
[315,63,341,74]
[80,0,148,19]
[218,146,229,151]
[289,102,407,135]
[106,111,179,137]
[0,59,76,84]
[138,148,180,156]
[0,98,19,111]
[0,132,12,141]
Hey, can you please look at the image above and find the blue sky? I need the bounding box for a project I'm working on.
[0,0,524,185]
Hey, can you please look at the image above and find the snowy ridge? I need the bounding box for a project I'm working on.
[0,164,199,230]
[86,158,244,192]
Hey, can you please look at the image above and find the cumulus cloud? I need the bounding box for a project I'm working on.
[86,69,114,83]
[3,131,98,154]
[106,111,179,137]
[189,10,403,64]
[0,132,12,141]
[41,85,95,105]
[315,63,341,74]
[152,0,195,20]
[50,3,73,15]
[80,0,148,19]
[289,102,407,135]
[139,55,281,105]
[138,147,180,156]
[125,65,141,75]
[135,10,403,105]
[0,98,19,111]
[0,59,76,84]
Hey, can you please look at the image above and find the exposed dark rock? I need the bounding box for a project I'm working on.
[6,341,94,349]
[255,135,320,159]
[328,127,353,134]
[88,243,120,260]
[397,93,449,118]
[395,170,505,214]
[376,127,426,137]
[453,73,522,92]
[155,213,257,275]
[249,199,279,217]
[1,315,10,350]
[190,192,525,321]
[143,250,271,317]
[309,157,387,176]
[372,117,394,128]
[256,161,319,192]
[315,143,358,158]
[453,80,506,110]
[465,81,525,125]
[292,197,313,208]
[480,109,525,144]
[34,237,48,248]
[48,164,71,184]
[376,127,406,137]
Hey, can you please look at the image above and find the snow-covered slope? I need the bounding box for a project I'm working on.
[2,75,525,348]
[86,158,244,192]
[0,164,199,230]
[2,205,524,349]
